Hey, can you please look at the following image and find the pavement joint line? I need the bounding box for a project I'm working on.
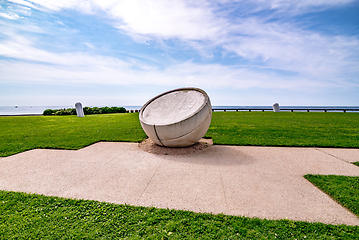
[218,167,228,213]
[135,158,166,204]
[216,150,229,213]
[315,148,349,163]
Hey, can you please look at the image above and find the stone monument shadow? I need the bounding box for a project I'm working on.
[139,138,255,166]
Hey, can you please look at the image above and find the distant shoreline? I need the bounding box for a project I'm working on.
[0,114,43,117]
[1,105,359,116]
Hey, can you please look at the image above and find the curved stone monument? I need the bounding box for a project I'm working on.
[139,88,212,147]
[272,103,280,112]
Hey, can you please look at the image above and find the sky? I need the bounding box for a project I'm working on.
[0,0,358,107]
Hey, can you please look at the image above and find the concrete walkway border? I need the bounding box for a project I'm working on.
[1,143,359,225]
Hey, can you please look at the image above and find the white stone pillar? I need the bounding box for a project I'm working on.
[75,102,85,117]
[272,103,280,112]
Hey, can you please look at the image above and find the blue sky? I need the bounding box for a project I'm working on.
[0,0,358,107]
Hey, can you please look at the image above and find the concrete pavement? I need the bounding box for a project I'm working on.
[1,142,359,225]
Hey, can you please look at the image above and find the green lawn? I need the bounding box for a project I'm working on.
[304,175,359,217]
[1,190,358,239]
[0,113,146,157]
[1,112,359,238]
[206,111,359,148]
[1,112,358,157]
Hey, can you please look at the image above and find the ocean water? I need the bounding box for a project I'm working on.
[0,106,73,116]
[1,106,358,115]
[0,106,142,115]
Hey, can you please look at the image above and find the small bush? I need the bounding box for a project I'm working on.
[109,107,118,113]
[83,107,93,115]
[53,108,75,115]
[101,107,110,114]
[43,109,54,115]
[117,107,126,113]
[54,110,62,115]
[93,107,101,114]
[44,106,127,116]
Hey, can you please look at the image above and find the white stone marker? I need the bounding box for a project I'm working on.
[272,103,280,112]
[75,102,85,117]
[139,88,212,147]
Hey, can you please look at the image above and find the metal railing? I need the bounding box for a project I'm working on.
[212,108,359,113]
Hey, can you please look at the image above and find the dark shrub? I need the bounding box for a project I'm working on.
[92,107,101,114]
[83,107,92,115]
[101,107,110,114]
[109,107,118,113]
[44,106,126,115]
[103,106,126,114]
[54,110,63,115]
[66,108,75,115]
[53,108,75,115]
[118,107,126,113]
[43,109,54,115]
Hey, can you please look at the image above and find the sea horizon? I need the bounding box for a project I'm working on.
[1,105,359,116]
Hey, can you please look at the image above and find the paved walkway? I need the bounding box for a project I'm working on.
[1,142,359,225]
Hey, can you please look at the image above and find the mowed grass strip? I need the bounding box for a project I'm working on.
[206,112,359,148]
[1,112,358,157]
[304,175,359,217]
[1,113,359,237]
[0,113,147,157]
[1,190,358,239]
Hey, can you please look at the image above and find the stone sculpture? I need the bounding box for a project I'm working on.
[139,88,212,147]
[272,103,280,112]
[75,102,85,117]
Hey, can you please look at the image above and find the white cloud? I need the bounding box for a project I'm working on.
[0,27,158,67]
[110,0,224,40]
[0,12,21,20]
[83,42,94,48]
[232,0,356,15]
[267,0,354,9]
[222,19,359,79]
[8,0,43,10]
[2,0,358,93]
[12,0,224,40]
[1,32,356,92]
[12,0,356,36]
[10,0,356,45]
[12,0,93,12]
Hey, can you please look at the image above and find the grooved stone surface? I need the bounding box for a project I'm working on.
[142,90,205,125]
[139,88,212,147]
[1,143,359,225]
